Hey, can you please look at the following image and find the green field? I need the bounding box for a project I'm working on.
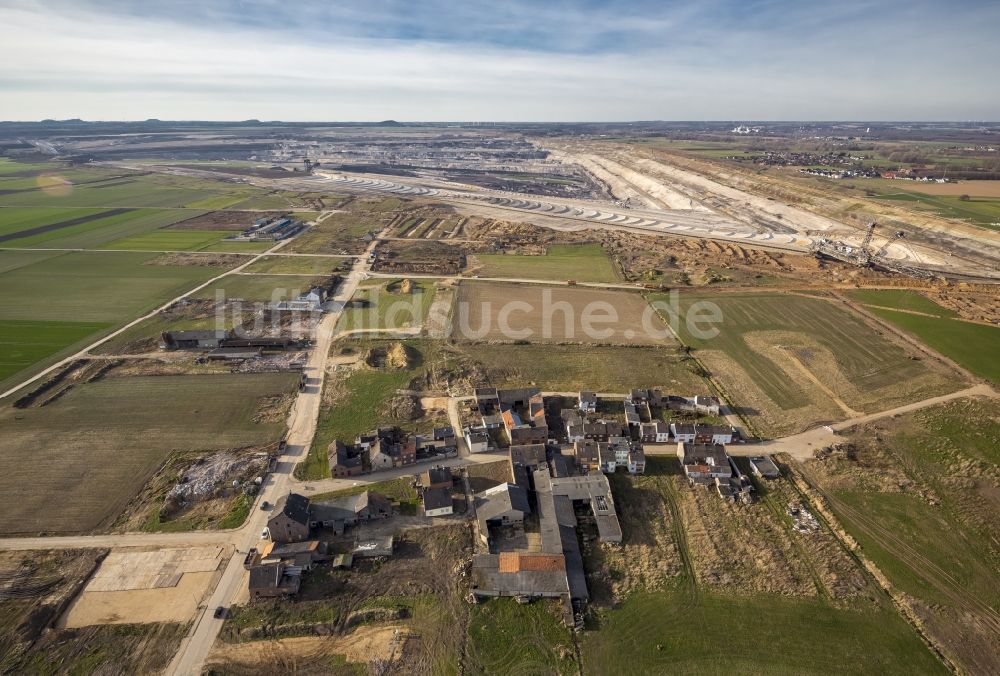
[815,398,1000,673]
[0,250,220,323]
[337,279,437,331]
[311,476,420,515]
[194,274,328,302]
[467,599,577,675]
[0,207,203,249]
[297,366,413,480]
[100,229,236,252]
[449,342,708,393]
[862,307,1000,383]
[582,590,945,675]
[0,319,109,382]
[667,293,949,410]
[846,288,956,317]
[0,372,296,533]
[0,250,224,392]
[243,255,344,274]
[474,243,619,283]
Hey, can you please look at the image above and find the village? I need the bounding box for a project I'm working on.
[241,385,784,626]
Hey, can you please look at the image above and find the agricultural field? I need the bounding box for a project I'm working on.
[846,288,957,317]
[194,273,330,302]
[242,254,347,275]
[844,179,1000,230]
[282,200,389,254]
[860,306,1000,384]
[455,281,673,345]
[0,250,225,392]
[0,206,205,249]
[337,278,438,332]
[466,599,578,675]
[804,397,1000,674]
[0,372,296,533]
[582,590,944,675]
[446,342,708,393]
[100,229,240,252]
[578,456,945,674]
[0,319,109,382]
[472,243,620,283]
[663,292,959,436]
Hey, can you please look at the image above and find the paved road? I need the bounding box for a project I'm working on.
[165,234,381,676]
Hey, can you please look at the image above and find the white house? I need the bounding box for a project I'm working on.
[465,427,490,454]
[671,423,697,443]
[578,391,598,413]
[423,487,454,517]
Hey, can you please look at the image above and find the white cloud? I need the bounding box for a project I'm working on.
[0,1,997,120]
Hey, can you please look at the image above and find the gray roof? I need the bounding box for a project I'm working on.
[476,483,530,522]
[275,493,311,526]
[423,486,453,511]
[249,563,283,590]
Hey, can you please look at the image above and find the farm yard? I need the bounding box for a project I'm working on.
[663,292,960,435]
[471,243,620,283]
[454,281,674,345]
[0,372,297,534]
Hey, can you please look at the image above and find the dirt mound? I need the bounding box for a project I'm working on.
[399,279,413,294]
[386,342,413,369]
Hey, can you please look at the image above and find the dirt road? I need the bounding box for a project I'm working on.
[750,383,995,460]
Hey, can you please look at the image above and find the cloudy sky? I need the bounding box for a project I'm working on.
[1,0,998,121]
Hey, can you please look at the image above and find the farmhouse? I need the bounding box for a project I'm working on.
[677,443,732,485]
[273,287,326,312]
[248,562,300,599]
[693,395,722,415]
[159,329,230,350]
[422,487,454,517]
[749,456,781,479]
[328,440,364,478]
[695,424,735,445]
[420,466,453,491]
[475,483,531,543]
[573,440,616,474]
[266,493,312,543]
[640,420,671,443]
[465,427,491,453]
[311,491,392,529]
[671,423,697,443]
[509,443,548,472]
[578,391,598,412]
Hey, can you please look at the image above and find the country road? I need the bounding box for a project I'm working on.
[165,231,382,676]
